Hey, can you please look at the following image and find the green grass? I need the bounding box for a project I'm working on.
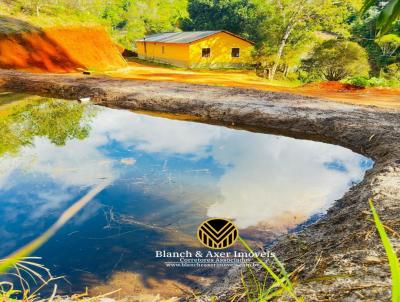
[0,257,61,302]
[240,260,297,301]
[369,199,400,302]
[0,2,103,30]
[238,200,400,302]
[239,236,303,302]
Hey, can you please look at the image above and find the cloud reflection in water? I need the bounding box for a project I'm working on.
[0,106,372,234]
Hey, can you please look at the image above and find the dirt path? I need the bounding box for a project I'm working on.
[0,69,399,301]
[105,61,400,109]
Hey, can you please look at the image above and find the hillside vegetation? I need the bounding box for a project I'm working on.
[0,0,187,49]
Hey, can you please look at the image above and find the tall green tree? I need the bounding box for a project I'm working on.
[181,0,263,41]
[255,0,355,80]
[100,0,188,48]
[96,0,187,47]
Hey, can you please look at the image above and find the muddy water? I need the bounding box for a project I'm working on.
[0,95,373,297]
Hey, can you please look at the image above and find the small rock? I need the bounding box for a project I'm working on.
[364,256,382,265]
[99,298,116,302]
[78,97,91,103]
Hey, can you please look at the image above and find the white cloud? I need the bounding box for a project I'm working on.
[91,109,222,155]
[0,135,116,190]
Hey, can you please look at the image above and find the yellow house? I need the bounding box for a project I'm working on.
[135,31,254,69]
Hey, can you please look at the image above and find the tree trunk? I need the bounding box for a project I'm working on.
[269,25,293,80]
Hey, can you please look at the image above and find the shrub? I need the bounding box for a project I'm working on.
[385,63,400,81]
[343,76,400,88]
[344,76,370,87]
[368,77,389,87]
[302,40,370,81]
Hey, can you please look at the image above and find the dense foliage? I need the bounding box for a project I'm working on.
[362,0,400,35]
[352,7,400,76]
[181,0,262,41]
[0,0,399,85]
[302,40,370,81]
[251,0,356,80]
[182,0,398,83]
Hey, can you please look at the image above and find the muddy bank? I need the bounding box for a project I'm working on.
[0,69,399,301]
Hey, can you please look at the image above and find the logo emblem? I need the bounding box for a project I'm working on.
[197,218,239,249]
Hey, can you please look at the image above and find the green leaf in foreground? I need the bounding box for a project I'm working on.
[361,0,400,36]
[377,0,400,36]
[369,199,400,302]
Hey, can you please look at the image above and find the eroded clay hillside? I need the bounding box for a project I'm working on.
[0,16,126,73]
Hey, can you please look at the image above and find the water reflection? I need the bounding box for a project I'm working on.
[0,96,373,296]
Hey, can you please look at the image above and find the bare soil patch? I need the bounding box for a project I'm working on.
[0,17,126,72]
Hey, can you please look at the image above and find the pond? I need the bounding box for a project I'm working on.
[0,94,373,298]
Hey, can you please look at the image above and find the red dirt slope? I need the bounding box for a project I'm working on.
[0,25,126,73]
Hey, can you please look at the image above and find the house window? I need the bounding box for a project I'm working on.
[231,48,240,58]
[162,46,165,54]
[202,48,211,58]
